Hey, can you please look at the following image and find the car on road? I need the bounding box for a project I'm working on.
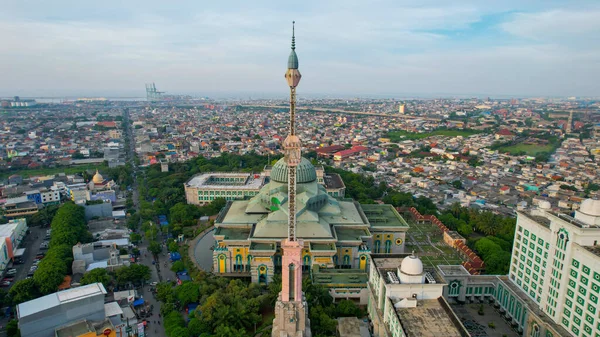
[6,269,17,276]
[3,277,14,282]
[0,281,11,287]
[150,282,158,286]
[13,258,24,264]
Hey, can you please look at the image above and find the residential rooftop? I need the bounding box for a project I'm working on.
[17,283,107,319]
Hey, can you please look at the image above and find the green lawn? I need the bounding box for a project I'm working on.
[387,129,480,142]
[495,143,555,156]
[0,163,106,180]
[405,220,466,267]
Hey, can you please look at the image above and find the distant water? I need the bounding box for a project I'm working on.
[34,97,146,103]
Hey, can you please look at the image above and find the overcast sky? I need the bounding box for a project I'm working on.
[1,1,599,98]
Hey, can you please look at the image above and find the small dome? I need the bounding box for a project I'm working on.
[579,199,600,217]
[270,157,317,184]
[400,255,423,276]
[92,170,104,184]
[538,200,551,210]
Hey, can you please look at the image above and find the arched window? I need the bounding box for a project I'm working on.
[303,255,311,272]
[289,264,296,301]
[246,255,253,272]
[385,240,392,254]
[343,255,351,269]
[235,255,243,272]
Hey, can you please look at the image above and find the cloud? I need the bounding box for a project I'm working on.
[500,9,600,42]
[0,2,599,96]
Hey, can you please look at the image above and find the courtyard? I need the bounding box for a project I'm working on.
[452,303,520,337]
[405,220,465,267]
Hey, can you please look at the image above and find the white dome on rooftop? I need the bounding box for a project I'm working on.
[579,199,600,217]
[538,200,551,210]
[400,255,423,276]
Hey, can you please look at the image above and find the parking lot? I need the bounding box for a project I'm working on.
[5,226,47,290]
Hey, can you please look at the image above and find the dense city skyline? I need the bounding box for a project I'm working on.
[1,0,599,97]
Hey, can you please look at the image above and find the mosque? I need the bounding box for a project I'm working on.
[210,27,409,286]
[212,156,410,284]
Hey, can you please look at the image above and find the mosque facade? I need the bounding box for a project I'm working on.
[212,157,409,283]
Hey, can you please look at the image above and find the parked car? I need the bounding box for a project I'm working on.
[6,269,17,276]
[13,258,24,264]
[2,277,14,282]
[0,281,11,287]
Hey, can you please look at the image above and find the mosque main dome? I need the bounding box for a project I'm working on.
[270,157,317,184]
[92,170,104,184]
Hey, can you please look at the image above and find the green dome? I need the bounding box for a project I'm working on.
[271,157,316,183]
[288,50,299,69]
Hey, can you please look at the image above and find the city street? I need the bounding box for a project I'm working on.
[125,108,177,337]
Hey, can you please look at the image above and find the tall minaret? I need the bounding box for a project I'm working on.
[272,21,312,337]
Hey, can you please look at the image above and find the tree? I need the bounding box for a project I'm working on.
[9,279,40,305]
[168,241,179,253]
[335,299,363,317]
[130,233,142,244]
[81,269,111,289]
[171,260,185,273]
[34,257,67,294]
[149,241,162,256]
[169,203,201,224]
[451,180,463,189]
[176,282,200,306]
[6,319,20,337]
[115,264,151,286]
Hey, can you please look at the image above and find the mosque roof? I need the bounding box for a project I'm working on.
[270,157,317,184]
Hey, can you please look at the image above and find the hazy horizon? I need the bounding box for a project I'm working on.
[1,0,599,98]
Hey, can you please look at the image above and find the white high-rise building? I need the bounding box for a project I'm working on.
[510,199,600,337]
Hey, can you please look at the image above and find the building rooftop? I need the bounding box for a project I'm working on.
[55,319,114,337]
[335,227,371,242]
[583,244,600,258]
[214,227,251,241]
[336,317,370,337]
[17,283,107,319]
[312,266,368,287]
[361,204,409,229]
[104,302,123,317]
[323,173,345,190]
[0,220,25,238]
[437,265,471,277]
[394,298,465,337]
[185,172,265,190]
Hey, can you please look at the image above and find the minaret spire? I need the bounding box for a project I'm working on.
[284,21,302,242]
[292,21,295,50]
[272,22,312,337]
